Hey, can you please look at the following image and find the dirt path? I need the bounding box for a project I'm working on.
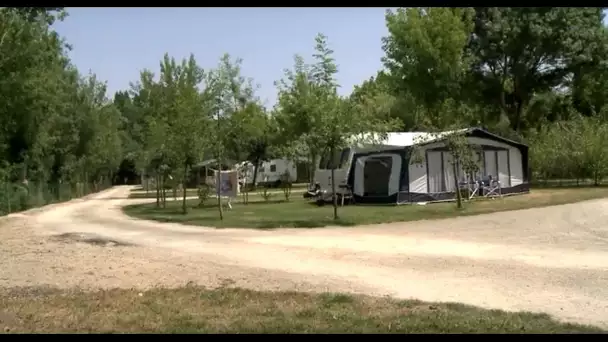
[2,185,608,328]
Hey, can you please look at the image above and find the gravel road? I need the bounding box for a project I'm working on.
[1,185,607,328]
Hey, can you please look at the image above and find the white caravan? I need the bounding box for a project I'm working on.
[240,159,298,186]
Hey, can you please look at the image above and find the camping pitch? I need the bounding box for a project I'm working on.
[311,128,529,204]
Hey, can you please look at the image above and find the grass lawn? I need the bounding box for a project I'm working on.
[0,286,602,333]
[128,183,309,199]
[123,187,608,229]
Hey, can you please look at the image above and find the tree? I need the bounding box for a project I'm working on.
[412,103,482,209]
[529,115,608,186]
[383,8,484,209]
[131,68,172,208]
[286,33,399,219]
[242,109,274,188]
[8,7,65,25]
[466,7,605,131]
[205,54,254,219]
[0,8,128,214]
[382,7,475,129]
[161,54,209,214]
[274,54,323,185]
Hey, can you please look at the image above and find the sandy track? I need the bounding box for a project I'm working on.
[1,185,608,328]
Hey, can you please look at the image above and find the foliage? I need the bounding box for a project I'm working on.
[0,8,119,214]
[529,116,608,185]
[466,8,605,131]
[383,8,474,117]
[279,170,293,201]
[257,185,274,202]
[197,183,211,207]
[3,7,608,218]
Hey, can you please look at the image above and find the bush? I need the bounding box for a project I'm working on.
[280,170,293,201]
[529,115,608,185]
[257,185,274,202]
[197,184,211,207]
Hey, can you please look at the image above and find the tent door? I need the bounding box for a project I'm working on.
[363,156,393,196]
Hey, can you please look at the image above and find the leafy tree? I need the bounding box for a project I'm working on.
[293,34,399,219]
[161,54,209,214]
[466,7,605,131]
[8,7,65,25]
[274,54,322,184]
[0,8,128,214]
[383,7,475,129]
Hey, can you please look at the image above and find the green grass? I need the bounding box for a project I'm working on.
[128,183,309,199]
[122,187,608,229]
[0,286,603,333]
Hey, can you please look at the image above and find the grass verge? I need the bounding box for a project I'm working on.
[128,183,309,199]
[0,286,603,333]
[123,187,608,229]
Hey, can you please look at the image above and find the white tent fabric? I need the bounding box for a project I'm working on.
[497,150,510,186]
[443,152,455,192]
[427,151,443,193]
[484,150,498,180]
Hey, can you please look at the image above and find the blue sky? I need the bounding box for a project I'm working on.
[53,7,392,108]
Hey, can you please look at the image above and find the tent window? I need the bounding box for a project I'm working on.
[259,166,265,172]
[496,150,510,186]
[458,151,484,183]
[270,164,277,172]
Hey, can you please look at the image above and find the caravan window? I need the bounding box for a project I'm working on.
[339,148,351,168]
[319,148,351,170]
[270,164,277,172]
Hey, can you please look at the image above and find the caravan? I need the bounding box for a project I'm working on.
[309,128,530,204]
[240,159,298,186]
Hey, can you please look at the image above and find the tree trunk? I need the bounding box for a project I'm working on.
[161,175,166,208]
[251,158,260,190]
[182,163,189,214]
[453,162,463,209]
[155,174,160,208]
[331,148,338,220]
[216,109,223,221]
[5,175,10,214]
[216,169,223,221]
[196,167,200,188]
[84,171,89,195]
[309,153,317,186]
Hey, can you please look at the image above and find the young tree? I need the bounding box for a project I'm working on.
[305,34,399,219]
[412,102,482,209]
[131,69,172,208]
[162,54,209,214]
[274,54,324,185]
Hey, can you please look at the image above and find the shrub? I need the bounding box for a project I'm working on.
[280,170,293,201]
[197,183,211,207]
